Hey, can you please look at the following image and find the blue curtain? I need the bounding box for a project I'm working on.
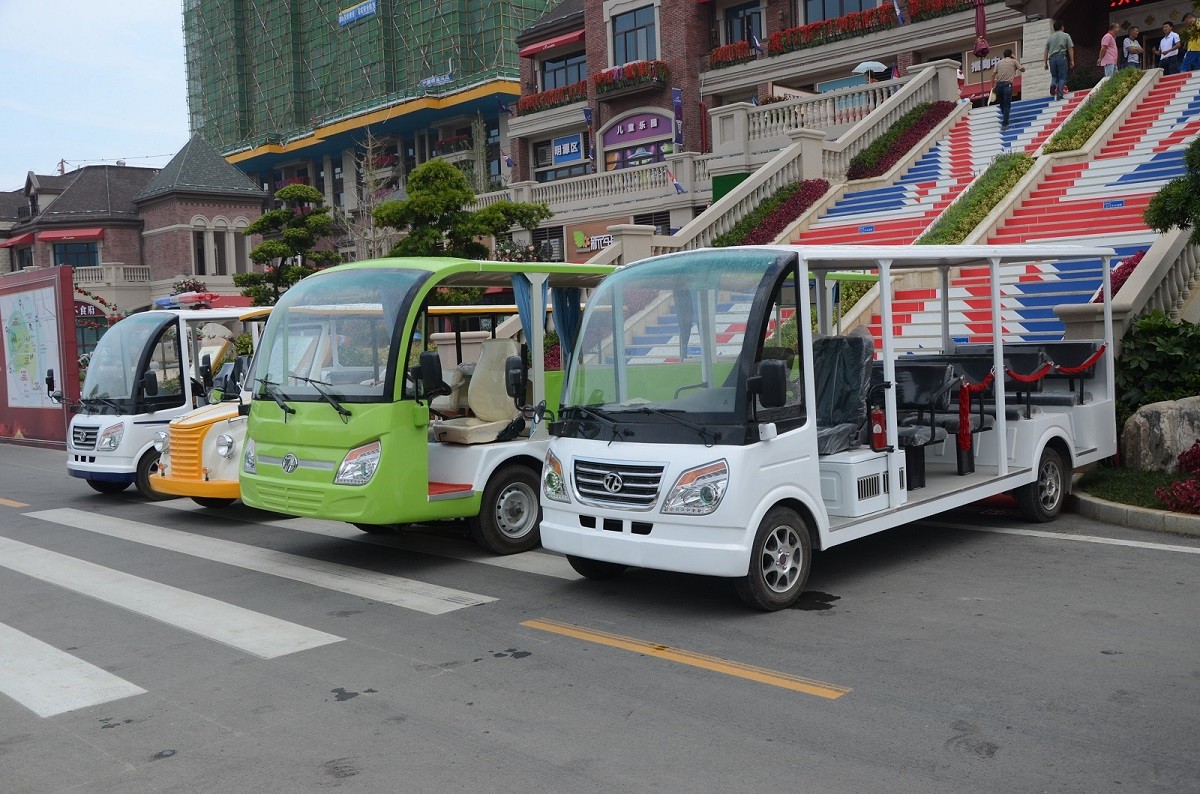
[551,287,582,370]
[510,274,549,344]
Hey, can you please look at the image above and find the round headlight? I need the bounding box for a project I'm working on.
[216,433,236,459]
[153,429,169,453]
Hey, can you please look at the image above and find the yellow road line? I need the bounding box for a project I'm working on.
[522,618,851,699]
[0,498,29,508]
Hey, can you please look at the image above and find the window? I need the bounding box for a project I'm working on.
[604,139,671,170]
[633,211,671,235]
[542,51,587,91]
[755,273,805,428]
[53,242,99,268]
[613,6,657,65]
[533,137,591,182]
[724,2,762,45]
[15,247,33,270]
[193,230,207,276]
[805,0,872,23]
[532,226,565,261]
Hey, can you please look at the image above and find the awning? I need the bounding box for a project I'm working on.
[36,227,105,243]
[519,30,584,58]
[0,232,34,248]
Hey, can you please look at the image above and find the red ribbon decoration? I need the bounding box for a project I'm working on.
[1005,362,1053,383]
[1052,343,1107,375]
[957,371,994,451]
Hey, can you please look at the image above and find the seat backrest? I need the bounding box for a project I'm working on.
[812,334,871,428]
[467,338,521,423]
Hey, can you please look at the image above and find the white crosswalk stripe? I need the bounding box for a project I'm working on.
[0,535,343,659]
[27,508,495,614]
[156,499,582,581]
[0,620,147,717]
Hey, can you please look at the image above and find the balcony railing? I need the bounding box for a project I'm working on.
[73,264,151,285]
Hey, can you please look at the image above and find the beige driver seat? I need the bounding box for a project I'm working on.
[429,337,521,444]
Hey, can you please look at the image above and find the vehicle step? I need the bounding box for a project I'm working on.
[429,481,474,501]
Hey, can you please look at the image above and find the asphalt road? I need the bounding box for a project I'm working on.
[1,443,1198,793]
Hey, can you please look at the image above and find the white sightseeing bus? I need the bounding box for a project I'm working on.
[539,244,1117,610]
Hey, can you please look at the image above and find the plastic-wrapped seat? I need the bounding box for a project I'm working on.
[813,332,872,455]
[429,338,521,444]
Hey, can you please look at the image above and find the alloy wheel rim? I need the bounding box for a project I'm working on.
[761,525,802,593]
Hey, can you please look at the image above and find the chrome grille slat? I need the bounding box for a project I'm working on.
[573,458,665,510]
[72,426,99,450]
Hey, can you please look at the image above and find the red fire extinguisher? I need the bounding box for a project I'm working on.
[871,407,886,449]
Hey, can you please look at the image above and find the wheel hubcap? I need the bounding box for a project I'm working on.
[760,525,802,594]
[495,483,537,539]
[1039,461,1061,509]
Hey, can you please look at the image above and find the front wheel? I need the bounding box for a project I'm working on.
[734,506,812,611]
[135,450,170,501]
[87,479,130,495]
[193,497,236,509]
[469,464,541,554]
[567,555,627,580]
[1017,446,1065,523]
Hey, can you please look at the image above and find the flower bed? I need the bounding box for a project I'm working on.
[712,179,831,246]
[767,5,896,56]
[709,40,755,70]
[1093,249,1146,302]
[515,80,587,116]
[845,101,956,180]
[1043,67,1143,153]
[917,152,1034,244]
[907,0,976,22]
[594,61,668,95]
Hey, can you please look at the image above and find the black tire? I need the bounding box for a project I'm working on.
[1017,446,1065,523]
[135,450,170,501]
[193,497,236,509]
[468,464,542,554]
[734,506,812,611]
[87,479,130,495]
[353,523,394,534]
[567,555,627,580]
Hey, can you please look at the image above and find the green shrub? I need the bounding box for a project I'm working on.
[1115,311,1200,429]
[713,179,828,247]
[846,101,956,180]
[1044,68,1144,154]
[917,153,1034,244]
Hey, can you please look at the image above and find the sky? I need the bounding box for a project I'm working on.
[0,1,190,192]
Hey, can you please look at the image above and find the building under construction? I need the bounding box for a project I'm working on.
[183,0,549,214]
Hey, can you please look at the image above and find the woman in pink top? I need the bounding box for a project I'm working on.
[1098,23,1119,77]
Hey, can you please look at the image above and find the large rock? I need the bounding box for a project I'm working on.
[1122,396,1200,472]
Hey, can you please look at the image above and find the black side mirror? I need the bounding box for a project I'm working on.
[231,355,251,392]
[419,351,448,398]
[505,355,527,403]
[238,401,251,416]
[142,370,159,398]
[199,354,213,388]
[749,359,788,409]
[45,368,55,395]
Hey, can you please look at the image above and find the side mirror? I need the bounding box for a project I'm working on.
[50,389,64,404]
[504,355,527,402]
[142,370,159,398]
[45,368,55,395]
[231,355,251,393]
[238,401,251,417]
[199,354,213,388]
[749,359,788,409]
[418,351,447,397]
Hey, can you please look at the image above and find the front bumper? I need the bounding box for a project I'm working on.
[152,473,240,499]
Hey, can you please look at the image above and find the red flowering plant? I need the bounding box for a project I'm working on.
[709,40,755,70]
[846,100,956,180]
[713,179,831,246]
[1156,441,1200,513]
[593,60,669,94]
[515,80,587,116]
[73,285,128,332]
[768,4,897,56]
[433,133,472,155]
[1093,250,1146,302]
[908,0,976,23]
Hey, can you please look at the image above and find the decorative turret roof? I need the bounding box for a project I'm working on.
[133,135,265,203]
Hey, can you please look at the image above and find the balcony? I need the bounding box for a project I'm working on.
[594,61,669,102]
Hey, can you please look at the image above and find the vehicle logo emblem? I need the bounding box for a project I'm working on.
[281,453,299,474]
[602,472,624,493]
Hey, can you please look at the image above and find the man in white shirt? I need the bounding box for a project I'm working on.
[1155,21,1181,75]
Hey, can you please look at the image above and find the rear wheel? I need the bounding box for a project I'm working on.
[87,479,129,495]
[567,555,627,580]
[135,450,169,501]
[469,464,541,554]
[193,497,236,509]
[1017,446,1065,522]
[734,506,812,611]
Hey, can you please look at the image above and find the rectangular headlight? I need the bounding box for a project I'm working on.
[662,460,728,515]
[334,440,381,486]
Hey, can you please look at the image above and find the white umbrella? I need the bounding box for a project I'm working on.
[852,61,888,74]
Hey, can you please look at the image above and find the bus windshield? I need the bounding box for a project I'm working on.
[564,249,784,422]
[252,268,425,403]
[80,312,177,408]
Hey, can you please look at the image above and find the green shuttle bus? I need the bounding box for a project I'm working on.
[239,257,614,553]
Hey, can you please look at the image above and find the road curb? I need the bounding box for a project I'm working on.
[1069,491,1200,539]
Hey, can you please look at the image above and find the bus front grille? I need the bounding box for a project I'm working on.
[573,459,664,510]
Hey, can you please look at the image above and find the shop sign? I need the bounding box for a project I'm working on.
[74,300,102,318]
[552,134,584,165]
[566,219,621,264]
[601,113,671,147]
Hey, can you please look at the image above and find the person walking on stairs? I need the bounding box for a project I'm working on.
[1044,20,1074,100]
[994,49,1024,131]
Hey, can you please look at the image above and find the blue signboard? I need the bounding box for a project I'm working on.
[338,0,377,26]
[1103,199,1125,210]
[418,72,454,89]
[552,133,584,165]
[859,225,875,234]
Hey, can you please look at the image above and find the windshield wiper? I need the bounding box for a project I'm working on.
[629,406,722,446]
[82,395,125,413]
[291,375,352,421]
[562,404,633,444]
[255,378,296,416]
